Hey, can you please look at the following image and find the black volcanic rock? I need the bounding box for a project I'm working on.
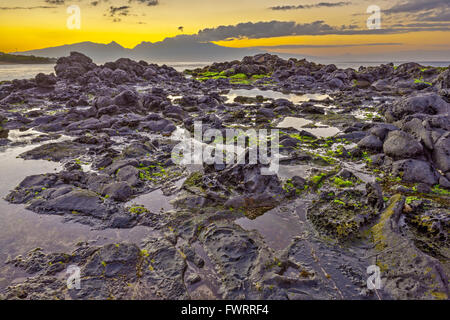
[54,52,96,80]
[385,93,450,122]
[35,73,57,88]
[383,130,424,159]
[392,159,439,185]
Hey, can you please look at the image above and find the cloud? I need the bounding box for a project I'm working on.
[102,1,159,20]
[269,2,351,11]
[418,10,450,22]
[44,0,65,4]
[89,0,159,7]
[170,20,450,42]
[129,0,159,6]
[385,0,449,14]
[0,6,57,10]
[385,0,450,23]
[178,21,339,41]
[256,43,403,49]
[108,6,131,17]
[392,22,450,28]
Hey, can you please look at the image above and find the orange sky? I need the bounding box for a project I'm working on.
[0,0,449,57]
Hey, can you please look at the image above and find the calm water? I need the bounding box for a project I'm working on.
[0,64,56,81]
[0,131,152,291]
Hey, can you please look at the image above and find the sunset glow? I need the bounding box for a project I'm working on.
[1,0,449,60]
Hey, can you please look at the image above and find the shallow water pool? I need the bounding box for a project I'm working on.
[225,89,331,104]
[277,117,341,138]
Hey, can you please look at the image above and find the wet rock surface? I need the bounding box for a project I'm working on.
[0,52,449,300]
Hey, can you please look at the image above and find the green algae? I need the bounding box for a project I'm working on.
[370,194,403,251]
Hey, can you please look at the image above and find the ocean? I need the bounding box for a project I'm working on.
[0,61,448,82]
[0,64,56,81]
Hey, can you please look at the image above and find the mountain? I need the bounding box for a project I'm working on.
[15,41,131,63]
[15,39,263,64]
[132,38,260,62]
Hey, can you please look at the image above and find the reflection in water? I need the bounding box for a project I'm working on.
[276,164,311,180]
[236,202,310,251]
[0,64,56,81]
[126,178,185,213]
[277,117,341,138]
[225,89,331,104]
[4,129,46,144]
[0,141,151,291]
[126,189,175,213]
[277,117,312,128]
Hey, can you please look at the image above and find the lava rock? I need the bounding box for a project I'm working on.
[383,130,424,159]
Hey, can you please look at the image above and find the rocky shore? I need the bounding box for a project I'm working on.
[0,52,448,300]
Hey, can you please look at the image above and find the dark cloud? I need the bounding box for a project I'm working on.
[418,10,450,22]
[386,0,450,23]
[168,19,450,42]
[392,22,450,28]
[270,2,351,11]
[0,6,56,10]
[108,6,131,17]
[129,0,159,6]
[92,0,160,5]
[386,0,449,14]
[182,21,338,41]
[101,1,159,20]
[44,0,65,4]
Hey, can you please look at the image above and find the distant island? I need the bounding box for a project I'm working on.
[14,40,262,64]
[0,52,56,64]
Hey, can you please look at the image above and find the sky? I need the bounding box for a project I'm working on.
[0,0,449,59]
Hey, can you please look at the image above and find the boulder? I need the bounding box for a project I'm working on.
[432,134,450,173]
[93,96,113,109]
[35,73,57,88]
[369,123,398,141]
[383,130,423,159]
[328,78,344,89]
[100,182,134,202]
[54,52,95,80]
[386,93,450,122]
[116,165,141,187]
[111,69,130,84]
[113,90,138,107]
[372,79,390,91]
[402,118,434,150]
[357,134,383,151]
[392,159,438,185]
